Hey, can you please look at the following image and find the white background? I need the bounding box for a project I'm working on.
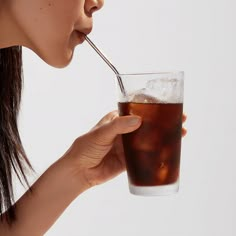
[17,0,235,235]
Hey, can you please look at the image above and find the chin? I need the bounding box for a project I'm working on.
[50,58,72,68]
[42,48,74,68]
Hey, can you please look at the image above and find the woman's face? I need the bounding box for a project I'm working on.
[8,0,104,67]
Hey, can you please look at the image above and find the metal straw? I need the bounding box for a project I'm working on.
[85,35,126,96]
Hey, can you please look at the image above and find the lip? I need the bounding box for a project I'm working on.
[75,31,86,43]
[80,27,92,35]
[75,26,92,42]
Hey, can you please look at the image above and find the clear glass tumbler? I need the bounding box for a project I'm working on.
[116,71,184,196]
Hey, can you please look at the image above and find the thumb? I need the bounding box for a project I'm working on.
[92,115,142,146]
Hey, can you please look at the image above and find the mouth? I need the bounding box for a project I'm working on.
[75,26,92,44]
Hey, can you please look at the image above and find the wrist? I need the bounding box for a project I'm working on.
[57,153,91,195]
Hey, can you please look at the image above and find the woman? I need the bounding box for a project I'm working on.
[0,0,187,235]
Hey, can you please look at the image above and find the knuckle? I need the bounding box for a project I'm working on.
[111,116,120,130]
[108,110,118,120]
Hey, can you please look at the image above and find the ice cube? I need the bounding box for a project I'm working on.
[155,162,169,184]
[131,93,160,104]
[131,129,161,152]
[159,147,172,162]
[146,78,183,103]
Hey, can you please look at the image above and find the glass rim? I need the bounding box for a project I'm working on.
[116,71,184,76]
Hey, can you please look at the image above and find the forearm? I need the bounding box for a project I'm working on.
[0,112,142,235]
[0,155,89,236]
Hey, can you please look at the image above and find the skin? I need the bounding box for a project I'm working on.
[0,0,103,67]
[0,0,187,235]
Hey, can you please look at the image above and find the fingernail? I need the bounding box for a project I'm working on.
[128,117,141,126]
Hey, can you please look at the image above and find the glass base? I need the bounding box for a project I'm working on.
[129,180,179,196]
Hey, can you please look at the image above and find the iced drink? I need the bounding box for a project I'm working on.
[116,72,184,196]
[119,102,183,186]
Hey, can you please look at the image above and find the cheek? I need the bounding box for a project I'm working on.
[35,8,81,66]
[30,26,73,67]
[13,1,81,67]
[31,14,77,67]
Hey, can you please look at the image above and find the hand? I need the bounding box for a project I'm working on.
[65,111,187,189]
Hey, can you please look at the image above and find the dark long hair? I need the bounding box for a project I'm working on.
[0,46,32,224]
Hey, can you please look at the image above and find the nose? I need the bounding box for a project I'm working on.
[85,0,104,16]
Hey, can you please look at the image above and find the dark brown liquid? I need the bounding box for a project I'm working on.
[119,102,183,186]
